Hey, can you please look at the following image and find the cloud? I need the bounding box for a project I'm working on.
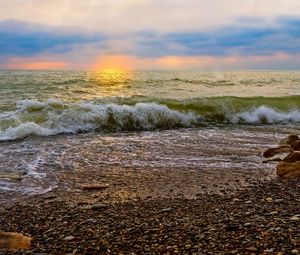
[132,17,300,57]
[0,20,104,57]
[1,15,300,69]
[1,0,300,33]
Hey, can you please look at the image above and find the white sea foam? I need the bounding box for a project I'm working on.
[230,106,300,124]
[0,99,197,141]
[1,99,300,141]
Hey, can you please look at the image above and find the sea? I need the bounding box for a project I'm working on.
[0,70,300,197]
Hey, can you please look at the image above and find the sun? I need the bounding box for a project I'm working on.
[92,55,133,72]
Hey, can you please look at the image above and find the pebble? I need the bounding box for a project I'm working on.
[264,248,274,253]
[245,246,257,252]
[225,225,239,231]
[265,197,273,203]
[289,215,300,221]
[292,249,299,254]
[160,207,172,212]
[244,222,251,227]
[64,236,75,241]
[245,200,252,204]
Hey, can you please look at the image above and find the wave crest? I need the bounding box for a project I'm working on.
[0,99,197,141]
[1,98,300,141]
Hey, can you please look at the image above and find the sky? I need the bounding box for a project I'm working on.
[1,0,300,70]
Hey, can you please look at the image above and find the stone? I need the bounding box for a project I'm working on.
[282,152,300,163]
[160,208,172,212]
[277,161,300,178]
[265,197,273,203]
[225,225,239,231]
[289,215,300,221]
[244,222,251,227]
[0,232,32,251]
[64,236,75,241]
[292,249,299,254]
[245,246,257,252]
[262,157,282,163]
[279,134,299,145]
[291,140,300,150]
[264,249,274,253]
[263,146,293,158]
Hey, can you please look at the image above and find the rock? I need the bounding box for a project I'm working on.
[277,161,300,178]
[245,200,252,204]
[262,157,282,163]
[291,140,300,150]
[81,183,109,191]
[282,152,300,163]
[263,146,293,158]
[0,232,32,251]
[64,235,75,241]
[292,249,299,254]
[279,134,299,145]
[244,222,251,227]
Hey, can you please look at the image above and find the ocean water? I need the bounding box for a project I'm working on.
[0,70,300,197]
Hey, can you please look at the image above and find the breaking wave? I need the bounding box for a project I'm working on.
[1,97,300,141]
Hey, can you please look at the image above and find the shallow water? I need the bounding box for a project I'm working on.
[0,70,299,196]
[1,125,299,198]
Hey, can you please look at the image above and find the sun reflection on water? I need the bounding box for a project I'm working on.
[90,69,132,85]
[84,68,133,97]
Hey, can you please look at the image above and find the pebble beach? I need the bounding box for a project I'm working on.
[0,176,299,254]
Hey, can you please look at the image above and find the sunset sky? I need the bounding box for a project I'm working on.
[1,0,300,70]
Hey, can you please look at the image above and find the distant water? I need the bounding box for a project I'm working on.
[0,70,300,197]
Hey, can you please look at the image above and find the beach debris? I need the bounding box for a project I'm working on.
[90,203,109,210]
[0,232,32,251]
[263,134,300,178]
[0,172,23,181]
[81,183,109,191]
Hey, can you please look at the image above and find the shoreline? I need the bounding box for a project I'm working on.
[1,174,299,254]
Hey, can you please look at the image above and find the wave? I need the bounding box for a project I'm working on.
[0,97,300,141]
